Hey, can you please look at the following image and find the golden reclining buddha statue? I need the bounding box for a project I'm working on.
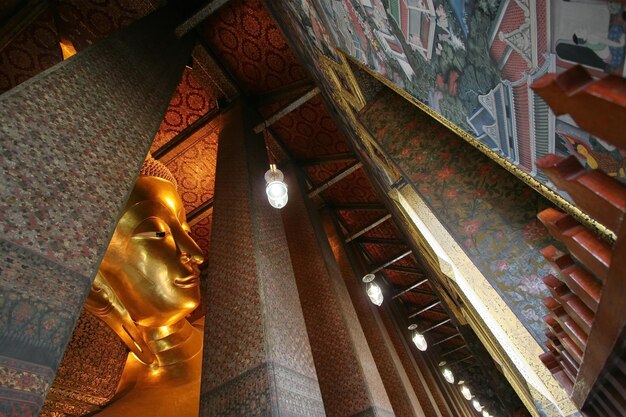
[85,154,204,416]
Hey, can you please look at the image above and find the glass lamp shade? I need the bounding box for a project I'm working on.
[460,385,472,400]
[408,324,427,351]
[363,273,383,306]
[482,410,490,417]
[442,368,454,384]
[472,399,483,412]
[264,165,288,209]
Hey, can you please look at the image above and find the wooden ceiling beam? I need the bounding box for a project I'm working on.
[408,300,442,319]
[253,87,320,134]
[356,237,406,246]
[432,333,462,346]
[385,265,422,274]
[308,161,362,197]
[369,249,412,275]
[345,214,391,243]
[392,278,429,299]
[195,36,245,97]
[253,78,316,107]
[296,152,356,167]
[439,345,468,358]
[176,0,232,37]
[0,0,48,53]
[422,318,452,333]
[153,104,228,159]
[187,197,214,223]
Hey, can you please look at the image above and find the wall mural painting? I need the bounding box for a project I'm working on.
[287,0,626,200]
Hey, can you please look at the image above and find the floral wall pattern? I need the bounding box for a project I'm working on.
[360,88,554,344]
[283,0,626,209]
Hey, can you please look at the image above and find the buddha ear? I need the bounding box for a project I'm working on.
[86,272,156,366]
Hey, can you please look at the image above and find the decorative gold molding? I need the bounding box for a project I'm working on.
[336,50,615,244]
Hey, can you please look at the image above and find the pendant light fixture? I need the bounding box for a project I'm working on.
[408,324,428,351]
[362,273,383,306]
[442,367,454,384]
[460,384,472,400]
[262,125,288,209]
[472,399,483,412]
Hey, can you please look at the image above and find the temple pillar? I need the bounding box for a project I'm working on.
[315,206,431,417]
[200,103,325,416]
[281,167,395,417]
[0,7,193,415]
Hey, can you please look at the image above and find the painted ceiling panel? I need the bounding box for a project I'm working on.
[0,9,62,94]
[57,0,156,50]
[305,160,355,187]
[336,209,388,234]
[319,168,379,204]
[199,0,308,95]
[362,219,402,240]
[272,96,351,159]
[385,269,424,287]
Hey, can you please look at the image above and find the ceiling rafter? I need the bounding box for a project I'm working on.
[432,333,462,346]
[408,300,442,319]
[194,35,246,97]
[297,152,356,167]
[345,213,392,242]
[356,237,406,246]
[252,78,316,107]
[369,249,412,275]
[384,265,422,274]
[153,104,228,159]
[175,0,232,38]
[254,86,320,134]
[330,202,385,211]
[392,278,429,299]
[308,161,363,198]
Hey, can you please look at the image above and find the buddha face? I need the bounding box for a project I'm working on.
[99,176,204,327]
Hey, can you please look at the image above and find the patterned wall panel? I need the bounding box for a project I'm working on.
[199,0,308,95]
[320,169,379,204]
[190,212,212,260]
[40,310,127,417]
[273,96,351,159]
[0,9,62,94]
[150,68,217,153]
[161,124,219,213]
[360,88,554,344]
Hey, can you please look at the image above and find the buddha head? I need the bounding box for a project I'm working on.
[87,154,204,364]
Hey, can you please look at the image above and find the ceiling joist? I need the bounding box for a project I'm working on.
[408,300,442,318]
[254,87,320,134]
[297,152,356,167]
[308,161,362,198]
[356,237,406,246]
[369,250,412,275]
[176,0,232,37]
[345,214,391,242]
[392,278,429,299]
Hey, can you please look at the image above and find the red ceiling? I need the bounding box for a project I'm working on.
[56,0,156,50]
[199,0,308,95]
[0,9,61,93]
[151,68,218,152]
[272,96,351,159]
[305,160,355,187]
[319,168,380,204]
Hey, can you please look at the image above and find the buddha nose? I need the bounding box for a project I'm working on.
[178,232,205,265]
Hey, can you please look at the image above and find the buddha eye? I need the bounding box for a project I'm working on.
[132,217,170,239]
